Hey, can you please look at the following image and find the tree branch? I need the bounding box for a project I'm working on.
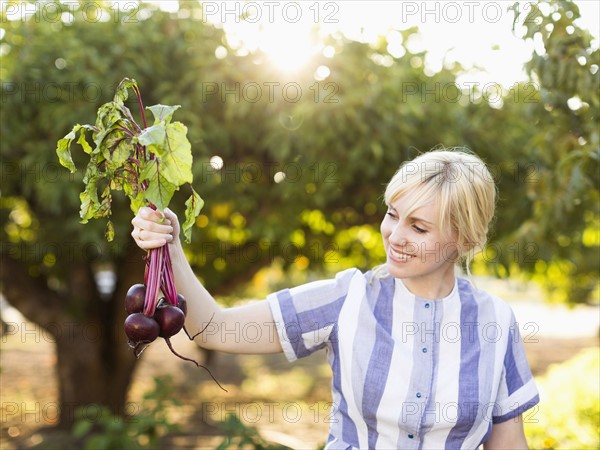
[0,255,64,329]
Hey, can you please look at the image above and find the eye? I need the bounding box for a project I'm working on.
[386,210,397,219]
[413,225,428,234]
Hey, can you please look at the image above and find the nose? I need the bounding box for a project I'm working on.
[389,222,407,246]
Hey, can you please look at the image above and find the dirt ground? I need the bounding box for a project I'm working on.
[1,309,598,450]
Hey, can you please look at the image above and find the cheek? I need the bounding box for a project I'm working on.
[380,219,391,241]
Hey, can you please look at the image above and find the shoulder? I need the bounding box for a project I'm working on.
[301,267,392,306]
[316,267,366,291]
[278,267,366,304]
[321,267,374,289]
[458,277,516,325]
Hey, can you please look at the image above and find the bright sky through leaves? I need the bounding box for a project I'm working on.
[150,0,599,88]
[5,1,597,85]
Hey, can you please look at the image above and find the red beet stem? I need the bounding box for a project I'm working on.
[161,245,178,305]
[164,338,227,392]
[143,246,164,317]
[184,312,215,341]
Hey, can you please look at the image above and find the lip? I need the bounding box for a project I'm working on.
[388,246,416,263]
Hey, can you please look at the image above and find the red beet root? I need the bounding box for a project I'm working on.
[154,305,185,338]
[177,294,187,316]
[124,312,160,343]
[125,283,146,314]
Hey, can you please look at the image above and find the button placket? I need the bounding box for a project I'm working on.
[404,297,436,444]
[421,301,433,355]
[417,298,435,436]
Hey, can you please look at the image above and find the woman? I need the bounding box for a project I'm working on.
[131,148,539,449]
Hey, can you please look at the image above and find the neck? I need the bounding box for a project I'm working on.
[401,266,457,300]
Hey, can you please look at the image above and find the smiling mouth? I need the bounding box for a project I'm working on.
[388,247,416,262]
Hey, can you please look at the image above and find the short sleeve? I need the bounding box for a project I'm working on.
[267,268,360,362]
[492,311,540,423]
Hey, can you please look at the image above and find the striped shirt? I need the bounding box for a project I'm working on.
[267,268,540,449]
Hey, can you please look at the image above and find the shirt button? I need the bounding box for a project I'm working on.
[424,303,430,308]
[416,392,422,398]
[422,347,427,353]
[408,434,414,439]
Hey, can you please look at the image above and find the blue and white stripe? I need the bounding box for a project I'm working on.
[267,268,540,449]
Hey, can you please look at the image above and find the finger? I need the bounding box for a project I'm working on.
[136,238,171,250]
[131,228,172,250]
[138,228,173,242]
[131,215,173,235]
[137,206,171,225]
[164,208,178,225]
[136,206,156,219]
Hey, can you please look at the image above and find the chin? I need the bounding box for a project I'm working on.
[384,261,408,279]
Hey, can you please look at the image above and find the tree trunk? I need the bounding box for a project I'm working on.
[1,243,146,429]
[53,321,138,427]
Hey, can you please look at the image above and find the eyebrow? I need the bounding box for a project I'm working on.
[410,217,434,226]
[387,205,434,226]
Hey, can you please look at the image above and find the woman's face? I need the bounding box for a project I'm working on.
[380,192,459,299]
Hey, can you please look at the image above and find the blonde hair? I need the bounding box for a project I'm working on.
[378,147,497,278]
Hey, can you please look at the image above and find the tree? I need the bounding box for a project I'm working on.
[0,1,228,426]
[499,0,599,303]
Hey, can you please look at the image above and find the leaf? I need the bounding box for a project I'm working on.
[79,164,113,223]
[121,160,145,212]
[96,123,128,160]
[56,124,82,172]
[182,188,204,243]
[147,104,181,124]
[122,186,144,212]
[94,101,122,132]
[82,156,100,184]
[99,183,112,217]
[125,186,147,214]
[152,121,193,186]
[72,418,93,438]
[113,77,137,107]
[105,136,132,174]
[77,127,93,155]
[53,78,196,243]
[79,181,100,224]
[56,137,76,173]
[137,123,166,147]
[140,159,176,211]
[105,220,115,242]
[509,2,521,32]
[86,435,111,450]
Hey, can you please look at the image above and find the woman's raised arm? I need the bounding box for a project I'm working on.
[131,207,282,354]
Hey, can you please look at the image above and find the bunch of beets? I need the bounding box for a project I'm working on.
[56,78,224,390]
[123,244,192,357]
[123,246,224,391]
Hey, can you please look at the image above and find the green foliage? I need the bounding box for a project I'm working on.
[525,348,599,449]
[71,376,180,450]
[504,0,600,303]
[57,78,202,242]
[2,0,596,303]
[217,414,292,450]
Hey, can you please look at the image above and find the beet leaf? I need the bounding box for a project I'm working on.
[56,77,202,242]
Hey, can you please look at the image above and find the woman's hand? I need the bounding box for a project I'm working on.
[131,207,179,250]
